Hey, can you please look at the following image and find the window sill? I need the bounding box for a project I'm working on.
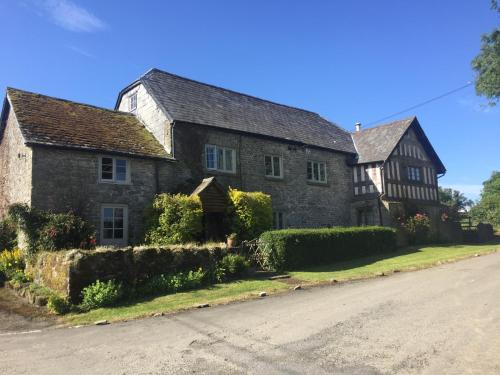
[306,180,329,187]
[99,179,132,186]
[206,169,237,176]
[265,175,284,181]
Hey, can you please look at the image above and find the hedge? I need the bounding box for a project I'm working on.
[258,226,397,271]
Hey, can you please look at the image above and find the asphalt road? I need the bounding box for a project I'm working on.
[1,252,499,375]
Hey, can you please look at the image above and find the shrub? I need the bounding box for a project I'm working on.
[137,269,205,296]
[228,188,273,240]
[0,248,25,280]
[403,213,431,244]
[80,280,123,310]
[144,193,203,245]
[258,226,397,271]
[0,218,17,250]
[219,254,250,278]
[47,295,72,315]
[8,204,95,255]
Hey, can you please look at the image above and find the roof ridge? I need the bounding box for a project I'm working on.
[7,87,134,117]
[352,116,415,134]
[144,68,322,116]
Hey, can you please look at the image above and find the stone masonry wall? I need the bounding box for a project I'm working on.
[30,147,176,245]
[0,105,33,218]
[171,123,354,228]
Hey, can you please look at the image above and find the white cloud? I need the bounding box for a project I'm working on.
[34,0,106,32]
[66,45,95,58]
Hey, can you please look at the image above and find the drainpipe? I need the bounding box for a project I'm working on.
[378,164,387,226]
[170,121,176,158]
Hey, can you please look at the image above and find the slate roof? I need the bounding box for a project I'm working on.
[351,116,446,174]
[120,69,356,154]
[5,88,169,159]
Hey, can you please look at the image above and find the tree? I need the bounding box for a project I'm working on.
[438,187,473,211]
[470,171,500,226]
[471,1,500,106]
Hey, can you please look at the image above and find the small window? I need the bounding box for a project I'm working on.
[129,92,137,112]
[100,157,129,183]
[101,205,127,244]
[407,166,421,182]
[205,145,236,173]
[265,155,283,178]
[273,212,285,229]
[307,161,327,183]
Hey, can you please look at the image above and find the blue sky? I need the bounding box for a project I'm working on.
[1,0,498,200]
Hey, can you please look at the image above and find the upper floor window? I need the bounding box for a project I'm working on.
[129,92,137,112]
[307,161,327,183]
[265,155,283,178]
[100,157,129,183]
[407,166,421,182]
[205,145,236,173]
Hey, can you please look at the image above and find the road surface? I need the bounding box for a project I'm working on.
[1,252,499,374]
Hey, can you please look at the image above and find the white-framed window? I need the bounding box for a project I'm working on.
[101,205,128,245]
[99,156,130,184]
[407,166,421,182]
[273,212,285,229]
[264,155,283,178]
[205,144,236,173]
[307,161,327,183]
[129,92,137,112]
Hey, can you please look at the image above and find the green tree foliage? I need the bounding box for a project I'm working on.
[0,218,17,250]
[439,187,473,211]
[471,1,500,105]
[471,171,500,226]
[144,193,203,245]
[228,188,273,240]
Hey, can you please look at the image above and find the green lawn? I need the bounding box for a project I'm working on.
[65,279,289,326]
[64,241,499,326]
[290,242,500,283]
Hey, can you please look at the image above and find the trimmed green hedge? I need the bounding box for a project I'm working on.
[258,226,397,271]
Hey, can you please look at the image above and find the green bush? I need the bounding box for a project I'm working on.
[0,248,25,280]
[137,268,205,296]
[0,218,17,250]
[228,188,273,240]
[402,213,431,245]
[47,295,72,315]
[144,193,203,245]
[80,280,123,311]
[258,226,397,271]
[8,204,95,255]
[219,254,250,278]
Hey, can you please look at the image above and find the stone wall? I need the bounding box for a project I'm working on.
[28,246,225,303]
[0,105,33,218]
[30,147,176,245]
[171,122,354,228]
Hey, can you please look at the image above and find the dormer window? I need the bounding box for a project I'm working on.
[129,92,137,112]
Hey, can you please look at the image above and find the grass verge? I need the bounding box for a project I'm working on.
[64,279,289,326]
[290,241,500,283]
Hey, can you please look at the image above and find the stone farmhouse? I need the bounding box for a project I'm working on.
[0,69,446,245]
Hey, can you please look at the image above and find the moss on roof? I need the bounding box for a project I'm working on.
[7,88,170,159]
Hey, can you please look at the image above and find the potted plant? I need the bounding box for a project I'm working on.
[226,233,238,248]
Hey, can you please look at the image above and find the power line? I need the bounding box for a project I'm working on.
[365,81,473,126]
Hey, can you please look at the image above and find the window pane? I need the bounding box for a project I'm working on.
[206,146,215,169]
[313,162,319,181]
[225,149,233,171]
[103,219,113,229]
[130,93,137,111]
[319,163,326,181]
[265,156,273,176]
[416,168,420,181]
[114,218,124,229]
[307,162,312,180]
[114,208,124,218]
[101,158,113,180]
[217,148,224,170]
[116,159,127,181]
[273,157,281,177]
[103,229,113,239]
[114,229,124,239]
[103,207,113,219]
[278,213,283,228]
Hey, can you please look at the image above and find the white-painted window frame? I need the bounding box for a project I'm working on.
[99,156,131,184]
[100,204,128,246]
[205,144,236,173]
[307,160,327,183]
[129,92,137,112]
[264,155,283,179]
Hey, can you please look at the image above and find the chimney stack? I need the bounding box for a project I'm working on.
[355,122,362,132]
